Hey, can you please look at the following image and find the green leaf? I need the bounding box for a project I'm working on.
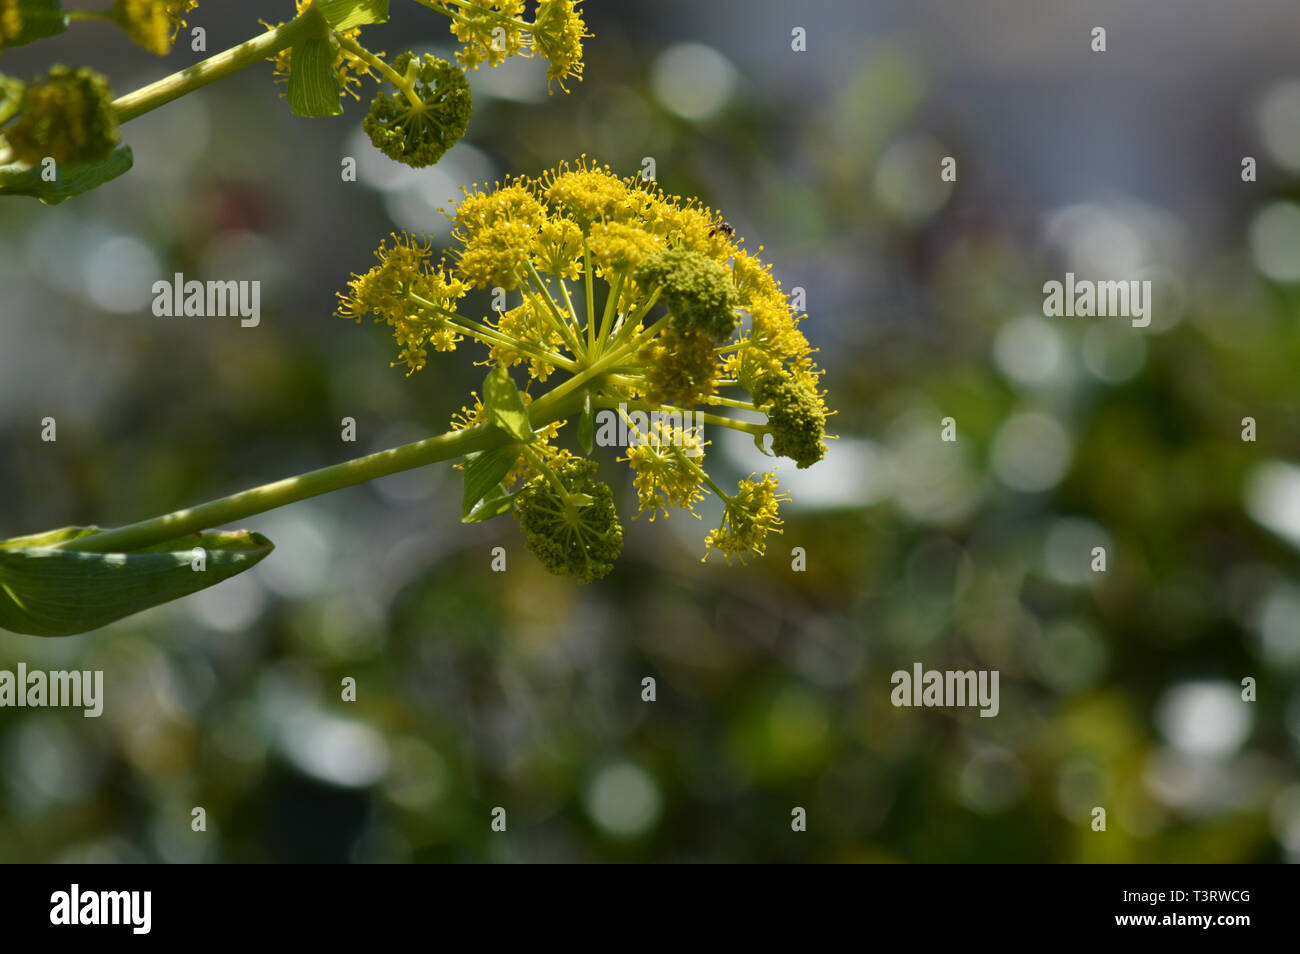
[316,0,390,30]
[463,484,518,524]
[0,146,134,204]
[461,446,518,520]
[482,366,535,443]
[287,32,344,118]
[0,0,67,50]
[0,527,274,637]
[578,392,594,455]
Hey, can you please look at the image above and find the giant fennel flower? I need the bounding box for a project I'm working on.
[338,158,832,579]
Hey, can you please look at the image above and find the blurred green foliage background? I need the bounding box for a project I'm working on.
[1,0,1299,862]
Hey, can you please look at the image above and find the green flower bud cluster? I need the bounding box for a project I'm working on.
[754,376,828,469]
[363,53,472,169]
[2,66,118,167]
[514,458,624,582]
[632,248,740,407]
[636,248,739,340]
[638,329,720,408]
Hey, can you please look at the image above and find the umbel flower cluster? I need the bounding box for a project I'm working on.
[338,159,832,580]
[1,1,588,190]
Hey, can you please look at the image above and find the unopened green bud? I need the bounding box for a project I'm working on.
[363,53,472,169]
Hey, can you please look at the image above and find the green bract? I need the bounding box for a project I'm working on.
[362,52,472,168]
[515,458,623,582]
[3,65,118,166]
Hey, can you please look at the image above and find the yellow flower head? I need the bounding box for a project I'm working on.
[543,161,635,227]
[341,159,830,573]
[336,232,468,374]
[492,300,564,382]
[449,178,547,289]
[450,0,527,71]
[704,472,789,563]
[586,221,662,275]
[443,0,588,94]
[532,0,588,92]
[621,419,708,521]
[114,0,198,57]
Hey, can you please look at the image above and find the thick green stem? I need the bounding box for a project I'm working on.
[592,269,624,361]
[58,387,588,555]
[112,14,317,123]
[335,31,422,108]
[66,9,117,23]
[583,242,596,354]
[521,263,584,358]
[707,395,761,412]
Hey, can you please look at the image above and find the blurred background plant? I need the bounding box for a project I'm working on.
[1,0,1299,862]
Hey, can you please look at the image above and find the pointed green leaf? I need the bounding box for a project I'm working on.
[0,146,133,204]
[0,527,274,637]
[578,392,594,455]
[482,366,535,443]
[287,32,344,118]
[463,484,518,524]
[0,0,67,49]
[317,0,390,30]
[461,445,518,520]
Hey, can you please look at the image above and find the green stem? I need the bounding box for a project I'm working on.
[593,395,767,439]
[557,278,582,346]
[583,241,596,354]
[521,263,584,358]
[418,0,533,31]
[673,442,730,502]
[408,292,578,371]
[519,444,570,501]
[58,386,588,555]
[111,13,318,124]
[444,316,570,370]
[707,395,761,412]
[607,305,666,355]
[66,9,117,23]
[334,31,421,108]
[592,269,624,361]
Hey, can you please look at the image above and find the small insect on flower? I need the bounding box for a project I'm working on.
[337,158,832,580]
